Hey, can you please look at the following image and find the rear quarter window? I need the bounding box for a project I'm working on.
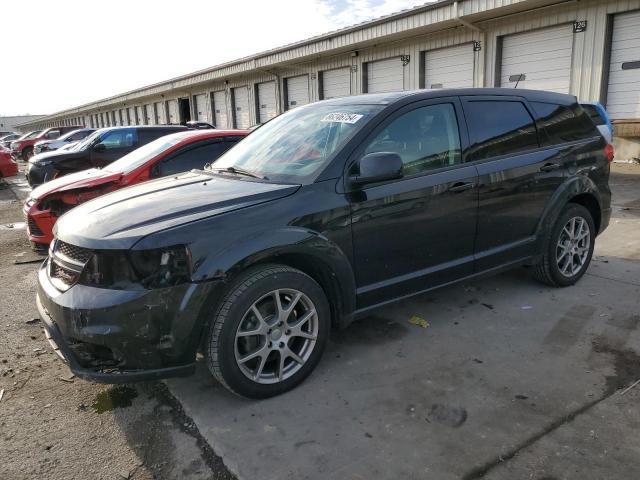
[463,100,539,161]
[581,104,606,126]
[531,102,599,146]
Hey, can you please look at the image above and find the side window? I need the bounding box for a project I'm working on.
[363,103,462,176]
[464,101,538,160]
[224,136,243,150]
[45,130,61,140]
[153,141,227,177]
[99,129,138,149]
[531,102,599,145]
[581,104,606,126]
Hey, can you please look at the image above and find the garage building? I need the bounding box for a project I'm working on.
[19,0,640,149]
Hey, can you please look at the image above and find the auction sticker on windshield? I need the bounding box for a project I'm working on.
[321,113,364,124]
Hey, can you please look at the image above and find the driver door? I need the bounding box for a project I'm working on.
[348,98,479,309]
[90,128,138,167]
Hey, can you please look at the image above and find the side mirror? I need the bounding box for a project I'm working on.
[349,152,403,187]
[93,143,106,152]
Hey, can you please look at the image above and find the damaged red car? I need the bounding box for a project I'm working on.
[24,129,249,249]
[0,146,19,177]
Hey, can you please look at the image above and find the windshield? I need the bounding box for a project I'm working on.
[71,129,104,151]
[104,135,184,174]
[212,103,383,183]
[19,130,41,140]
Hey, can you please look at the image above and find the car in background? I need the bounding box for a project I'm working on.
[34,128,96,155]
[35,88,612,398]
[24,129,248,248]
[0,133,21,148]
[8,130,41,156]
[581,102,614,144]
[185,120,215,129]
[0,145,19,177]
[11,126,81,161]
[26,125,187,187]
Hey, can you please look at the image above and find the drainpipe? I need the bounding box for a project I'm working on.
[453,1,483,31]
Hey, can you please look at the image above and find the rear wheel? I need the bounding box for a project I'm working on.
[205,264,330,398]
[533,203,595,287]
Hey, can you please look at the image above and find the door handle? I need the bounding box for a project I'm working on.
[540,162,561,172]
[448,181,476,193]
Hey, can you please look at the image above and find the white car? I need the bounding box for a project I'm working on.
[33,128,95,155]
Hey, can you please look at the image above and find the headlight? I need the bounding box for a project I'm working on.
[129,246,192,288]
[78,246,192,290]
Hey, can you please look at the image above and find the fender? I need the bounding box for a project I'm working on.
[191,226,357,327]
[534,174,602,249]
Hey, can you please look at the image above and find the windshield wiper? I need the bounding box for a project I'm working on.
[210,166,267,180]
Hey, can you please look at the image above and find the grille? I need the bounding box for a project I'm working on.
[51,261,81,287]
[56,241,93,264]
[27,216,44,237]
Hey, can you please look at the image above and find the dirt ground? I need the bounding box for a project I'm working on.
[0,182,234,480]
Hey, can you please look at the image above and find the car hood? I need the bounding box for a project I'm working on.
[30,168,122,201]
[30,148,85,164]
[55,171,301,249]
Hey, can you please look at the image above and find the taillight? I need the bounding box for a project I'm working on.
[604,144,615,163]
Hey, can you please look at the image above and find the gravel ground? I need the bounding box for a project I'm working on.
[0,183,234,480]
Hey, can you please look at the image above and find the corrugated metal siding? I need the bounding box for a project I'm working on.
[19,0,640,130]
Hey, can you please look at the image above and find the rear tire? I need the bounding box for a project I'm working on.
[533,203,595,287]
[205,264,330,398]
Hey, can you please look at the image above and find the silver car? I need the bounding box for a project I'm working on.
[33,128,95,154]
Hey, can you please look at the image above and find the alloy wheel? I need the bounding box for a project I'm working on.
[234,289,318,384]
[556,216,591,278]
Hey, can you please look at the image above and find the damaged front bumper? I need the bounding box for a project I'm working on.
[36,260,218,383]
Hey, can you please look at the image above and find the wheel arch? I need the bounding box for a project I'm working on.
[535,175,603,244]
[192,227,357,331]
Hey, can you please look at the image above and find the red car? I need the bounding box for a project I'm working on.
[24,129,248,249]
[0,146,19,177]
[11,126,82,161]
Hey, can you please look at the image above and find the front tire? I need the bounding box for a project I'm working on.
[533,203,595,287]
[205,264,330,398]
[21,147,33,161]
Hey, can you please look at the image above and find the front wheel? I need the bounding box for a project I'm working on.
[21,147,33,161]
[205,264,330,398]
[533,203,595,287]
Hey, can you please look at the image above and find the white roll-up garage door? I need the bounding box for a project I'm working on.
[500,24,573,93]
[127,107,135,125]
[136,106,144,125]
[606,11,640,119]
[424,44,474,89]
[213,91,228,128]
[167,100,179,124]
[321,67,351,99]
[257,81,277,124]
[145,105,155,124]
[366,57,404,93]
[194,94,210,122]
[285,75,310,110]
[233,87,250,129]
[155,102,166,124]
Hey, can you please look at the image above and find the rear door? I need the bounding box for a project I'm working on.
[461,96,569,269]
[348,98,478,308]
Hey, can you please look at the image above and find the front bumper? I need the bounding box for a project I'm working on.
[36,259,217,383]
[27,162,55,187]
[24,201,55,246]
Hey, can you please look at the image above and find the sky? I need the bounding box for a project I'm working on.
[0,0,423,116]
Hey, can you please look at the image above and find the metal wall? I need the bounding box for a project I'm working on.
[22,0,640,132]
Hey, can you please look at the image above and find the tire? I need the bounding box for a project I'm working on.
[533,203,595,287]
[205,264,330,398]
[21,147,33,161]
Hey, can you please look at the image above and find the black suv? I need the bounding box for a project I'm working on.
[36,89,612,398]
[27,125,187,187]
